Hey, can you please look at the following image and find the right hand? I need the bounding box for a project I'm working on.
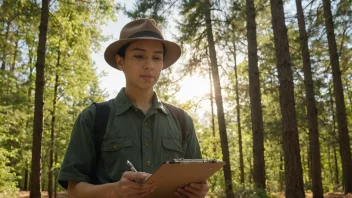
[113,171,157,198]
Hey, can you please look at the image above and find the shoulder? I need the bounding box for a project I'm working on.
[78,100,112,120]
[79,103,96,120]
[162,102,193,123]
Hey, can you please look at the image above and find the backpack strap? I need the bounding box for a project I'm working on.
[162,102,188,142]
[93,101,110,160]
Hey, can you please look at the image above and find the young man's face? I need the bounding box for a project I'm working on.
[115,40,164,91]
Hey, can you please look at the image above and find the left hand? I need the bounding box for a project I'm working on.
[174,180,209,198]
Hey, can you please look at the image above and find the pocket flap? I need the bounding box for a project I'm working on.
[162,138,183,153]
[102,138,132,152]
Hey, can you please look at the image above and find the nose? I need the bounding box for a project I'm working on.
[143,57,155,70]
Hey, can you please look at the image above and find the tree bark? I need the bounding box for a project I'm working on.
[328,146,333,186]
[1,21,11,71]
[295,0,323,196]
[322,0,352,193]
[24,168,29,190]
[48,50,60,198]
[270,0,305,197]
[10,35,19,72]
[54,150,58,198]
[245,0,266,189]
[208,65,216,153]
[204,0,234,197]
[30,0,50,197]
[25,49,33,192]
[333,146,339,188]
[279,152,284,191]
[232,42,244,184]
[307,145,312,186]
[347,81,352,113]
[328,84,340,188]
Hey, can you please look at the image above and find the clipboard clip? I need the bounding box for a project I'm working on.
[167,158,218,164]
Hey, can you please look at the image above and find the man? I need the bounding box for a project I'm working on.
[58,19,209,198]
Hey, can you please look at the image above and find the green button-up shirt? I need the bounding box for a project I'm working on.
[58,88,202,189]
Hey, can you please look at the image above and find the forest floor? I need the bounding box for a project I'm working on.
[17,191,67,198]
[17,191,352,198]
[274,192,352,198]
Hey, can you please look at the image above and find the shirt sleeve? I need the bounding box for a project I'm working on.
[58,105,97,189]
[183,113,202,159]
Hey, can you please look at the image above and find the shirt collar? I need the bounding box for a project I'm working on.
[153,93,170,115]
[114,88,169,115]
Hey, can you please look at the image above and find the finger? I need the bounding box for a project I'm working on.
[174,191,187,198]
[189,183,204,190]
[184,185,201,195]
[138,187,156,198]
[123,185,154,195]
[122,171,150,181]
[120,178,155,190]
[177,187,197,198]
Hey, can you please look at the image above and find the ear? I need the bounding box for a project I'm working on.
[115,55,124,70]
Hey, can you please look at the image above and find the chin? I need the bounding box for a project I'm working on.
[137,84,155,90]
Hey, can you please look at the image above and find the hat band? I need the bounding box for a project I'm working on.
[128,31,163,40]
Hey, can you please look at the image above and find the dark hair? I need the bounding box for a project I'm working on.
[116,43,131,58]
[116,41,167,58]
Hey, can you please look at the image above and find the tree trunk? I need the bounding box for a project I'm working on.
[1,21,11,71]
[54,150,58,198]
[302,148,306,184]
[295,0,323,196]
[347,81,352,113]
[48,50,60,198]
[10,36,19,72]
[42,155,45,191]
[232,42,244,184]
[328,146,333,186]
[249,156,253,183]
[328,84,340,188]
[333,146,339,188]
[270,0,305,197]
[279,151,284,191]
[208,65,216,153]
[322,0,352,193]
[30,0,50,197]
[204,0,234,197]
[25,49,33,192]
[24,168,29,190]
[245,0,266,189]
[307,145,312,186]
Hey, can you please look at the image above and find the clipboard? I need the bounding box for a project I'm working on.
[144,159,226,198]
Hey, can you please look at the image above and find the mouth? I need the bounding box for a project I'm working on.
[140,74,153,78]
[140,74,154,80]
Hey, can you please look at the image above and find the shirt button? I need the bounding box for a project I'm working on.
[144,122,148,127]
[144,142,149,146]
[146,161,151,167]
[113,145,118,150]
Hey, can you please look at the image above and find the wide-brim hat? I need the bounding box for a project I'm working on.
[104,19,181,70]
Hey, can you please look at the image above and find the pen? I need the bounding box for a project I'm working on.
[127,160,146,183]
[126,160,138,172]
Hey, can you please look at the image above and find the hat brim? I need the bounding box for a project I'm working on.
[104,37,181,70]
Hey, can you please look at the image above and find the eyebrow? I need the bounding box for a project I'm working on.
[131,47,163,54]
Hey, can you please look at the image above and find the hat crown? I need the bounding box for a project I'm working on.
[119,19,164,40]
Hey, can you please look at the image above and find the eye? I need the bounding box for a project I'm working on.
[153,56,162,61]
[133,55,144,59]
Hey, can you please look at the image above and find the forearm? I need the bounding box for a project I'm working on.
[68,181,117,198]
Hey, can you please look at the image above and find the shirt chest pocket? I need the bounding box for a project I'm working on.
[162,138,185,161]
[101,137,132,180]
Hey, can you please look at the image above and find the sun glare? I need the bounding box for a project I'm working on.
[176,76,211,102]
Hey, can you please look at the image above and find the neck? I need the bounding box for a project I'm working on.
[124,86,154,107]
